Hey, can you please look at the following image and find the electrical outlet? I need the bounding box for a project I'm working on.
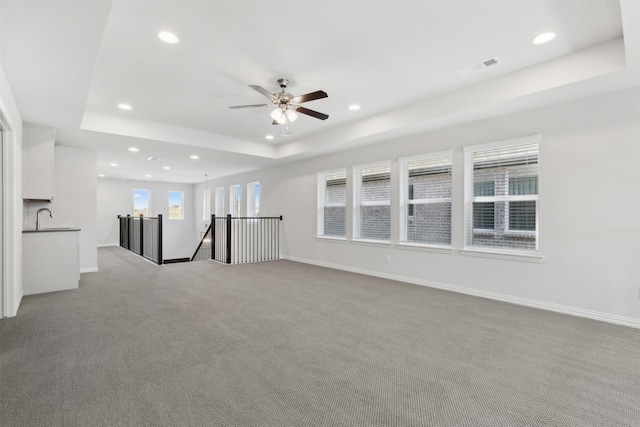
[385,255,391,264]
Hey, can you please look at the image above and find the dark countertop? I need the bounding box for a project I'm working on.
[23,228,81,233]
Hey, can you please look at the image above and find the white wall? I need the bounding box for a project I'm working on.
[0,64,24,317]
[201,88,640,327]
[23,146,98,272]
[97,178,196,260]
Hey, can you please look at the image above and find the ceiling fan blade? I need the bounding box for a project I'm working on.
[296,106,329,120]
[229,104,272,109]
[290,90,328,104]
[249,85,276,100]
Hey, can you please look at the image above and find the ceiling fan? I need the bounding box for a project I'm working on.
[229,78,329,125]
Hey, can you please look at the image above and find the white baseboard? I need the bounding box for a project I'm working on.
[282,255,640,329]
[97,243,118,248]
[80,267,99,273]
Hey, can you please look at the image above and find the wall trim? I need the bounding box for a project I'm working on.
[80,267,99,273]
[97,243,118,248]
[282,255,640,329]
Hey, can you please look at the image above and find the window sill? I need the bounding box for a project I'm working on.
[459,248,544,263]
[397,242,454,255]
[316,236,347,243]
[351,238,393,247]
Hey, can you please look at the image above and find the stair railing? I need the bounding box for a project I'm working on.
[190,223,212,262]
[117,214,163,265]
[210,214,282,264]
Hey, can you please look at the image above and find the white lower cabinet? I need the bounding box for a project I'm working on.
[23,229,80,295]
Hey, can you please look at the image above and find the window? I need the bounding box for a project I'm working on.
[247,181,260,217]
[168,191,184,219]
[353,162,391,242]
[215,187,225,217]
[133,189,150,217]
[399,151,452,246]
[202,189,211,220]
[464,136,540,251]
[230,184,241,217]
[317,169,347,238]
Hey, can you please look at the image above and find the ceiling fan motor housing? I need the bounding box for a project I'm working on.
[277,78,289,88]
[275,79,293,103]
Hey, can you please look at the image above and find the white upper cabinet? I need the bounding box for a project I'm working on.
[23,124,55,201]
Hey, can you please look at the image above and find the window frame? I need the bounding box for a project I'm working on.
[317,168,347,239]
[133,189,150,217]
[247,181,260,218]
[462,135,542,260]
[229,184,241,217]
[214,187,225,217]
[399,150,453,249]
[168,190,184,220]
[352,160,392,243]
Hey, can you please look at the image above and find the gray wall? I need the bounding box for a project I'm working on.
[194,88,640,326]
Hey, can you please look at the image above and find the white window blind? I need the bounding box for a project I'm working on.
[464,136,540,251]
[399,151,452,246]
[353,161,391,241]
[215,187,225,217]
[202,189,211,220]
[317,169,347,238]
[247,181,260,217]
[230,184,241,217]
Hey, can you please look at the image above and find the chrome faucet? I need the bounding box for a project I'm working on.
[36,208,53,230]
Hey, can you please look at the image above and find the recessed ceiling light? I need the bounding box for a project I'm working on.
[532,32,556,45]
[128,147,139,152]
[163,166,171,170]
[109,163,118,167]
[145,174,152,178]
[349,105,361,111]
[190,155,199,159]
[158,31,179,44]
[98,174,106,177]
[118,104,132,110]
[265,135,274,140]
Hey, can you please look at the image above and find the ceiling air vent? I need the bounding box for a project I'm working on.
[457,57,500,77]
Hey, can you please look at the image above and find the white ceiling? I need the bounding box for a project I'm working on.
[1,0,638,184]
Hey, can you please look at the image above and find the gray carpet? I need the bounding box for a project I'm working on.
[1,247,639,427]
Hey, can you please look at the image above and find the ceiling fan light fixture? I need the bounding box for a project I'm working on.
[285,109,298,122]
[271,108,286,124]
